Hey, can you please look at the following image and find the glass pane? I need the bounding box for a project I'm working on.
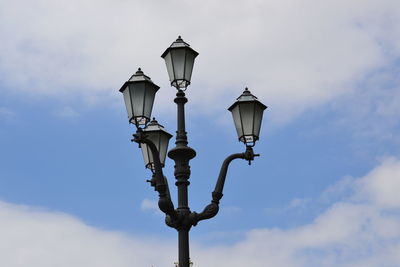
[239,102,255,136]
[158,133,170,166]
[130,83,145,120]
[122,88,133,121]
[184,50,196,83]
[146,131,160,168]
[164,52,175,83]
[146,132,159,150]
[143,84,157,120]
[230,105,243,140]
[140,143,152,169]
[171,48,186,81]
[253,104,264,139]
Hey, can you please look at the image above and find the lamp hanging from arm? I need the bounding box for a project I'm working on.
[161,36,199,90]
[119,68,160,128]
[140,118,173,172]
[228,88,267,147]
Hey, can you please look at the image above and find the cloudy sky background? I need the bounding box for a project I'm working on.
[1,0,400,266]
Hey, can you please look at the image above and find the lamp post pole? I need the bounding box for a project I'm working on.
[168,89,195,267]
[120,37,267,267]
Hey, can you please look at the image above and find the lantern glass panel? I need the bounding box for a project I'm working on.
[230,104,244,141]
[143,132,159,170]
[171,48,186,82]
[122,88,133,121]
[140,143,152,169]
[184,50,196,84]
[239,102,256,141]
[253,103,264,139]
[164,52,175,83]
[129,83,146,125]
[158,132,170,166]
[143,84,157,123]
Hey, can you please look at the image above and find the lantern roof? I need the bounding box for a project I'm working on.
[161,36,199,58]
[144,118,173,138]
[228,88,267,111]
[119,68,159,92]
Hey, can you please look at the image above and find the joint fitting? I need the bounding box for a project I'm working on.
[165,209,193,230]
[131,128,147,144]
[243,146,260,165]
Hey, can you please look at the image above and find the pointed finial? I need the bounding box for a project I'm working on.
[150,117,159,124]
[243,87,251,94]
[135,68,144,75]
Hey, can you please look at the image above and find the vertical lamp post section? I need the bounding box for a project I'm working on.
[119,37,267,267]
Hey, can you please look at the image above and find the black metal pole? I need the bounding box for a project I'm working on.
[167,89,196,267]
[175,90,188,147]
[178,229,190,267]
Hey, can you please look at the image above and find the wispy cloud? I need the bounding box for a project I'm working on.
[55,106,80,119]
[287,198,312,209]
[319,175,356,203]
[140,198,162,216]
[0,0,400,126]
[331,67,400,146]
[0,107,16,120]
[1,158,400,266]
[0,201,175,267]
[194,157,400,266]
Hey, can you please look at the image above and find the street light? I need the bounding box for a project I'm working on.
[119,36,267,267]
[119,68,159,127]
[228,87,267,147]
[161,36,199,89]
[140,118,173,172]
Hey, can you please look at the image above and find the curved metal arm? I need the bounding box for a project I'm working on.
[190,147,259,225]
[132,129,177,220]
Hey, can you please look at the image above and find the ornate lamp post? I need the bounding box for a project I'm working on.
[119,36,267,267]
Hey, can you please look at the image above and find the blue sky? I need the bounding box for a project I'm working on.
[1,0,400,266]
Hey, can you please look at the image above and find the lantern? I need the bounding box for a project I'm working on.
[228,88,267,146]
[161,36,199,89]
[119,68,159,127]
[140,118,173,171]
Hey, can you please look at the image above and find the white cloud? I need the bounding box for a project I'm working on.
[288,197,311,209]
[194,158,400,267]
[221,205,242,215]
[0,202,175,267]
[0,107,15,120]
[319,175,356,203]
[55,106,80,119]
[140,198,162,216]
[356,157,400,208]
[1,158,400,266]
[332,67,400,145]
[0,0,400,125]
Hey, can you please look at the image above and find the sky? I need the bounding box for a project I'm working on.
[1,0,400,266]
